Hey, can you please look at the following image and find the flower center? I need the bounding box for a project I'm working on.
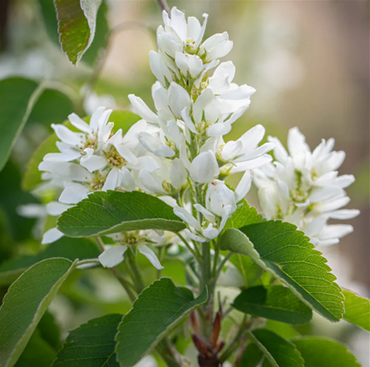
[185,38,197,54]
[105,147,126,168]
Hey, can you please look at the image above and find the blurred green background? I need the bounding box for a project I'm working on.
[0,0,368,366]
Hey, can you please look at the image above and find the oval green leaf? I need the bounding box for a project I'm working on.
[233,285,312,325]
[53,314,122,367]
[292,337,361,367]
[115,278,208,367]
[219,221,344,322]
[54,0,102,65]
[0,237,100,286]
[0,258,77,367]
[58,191,186,237]
[249,329,304,367]
[343,289,370,331]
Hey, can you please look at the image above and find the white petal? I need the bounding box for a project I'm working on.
[120,168,135,191]
[174,207,201,230]
[168,83,191,118]
[98,245,128,268]
[59,183,89,204]
[335,174,355,188]
[42,227,64,245]
[202,223,219,240]
[181,107,197,133]
[317,196,350,213]
[268,136,288,163]
[194,204,215,222]
[193,89,214,123]
[68,112,91,133]
[46,202,71,216]
[207,122,232,137]
[184,229,206,243]
[138,245,164,270]
[170,158,188,189]
[190,151,219,183]
[80,150,107,172]
[138,170,165,194]
[327,209,360,220]
[89,106,106,131]
[287,127,309,157]
[51,124,83,146]
[235,171,252,202]
[103,168,121,191]
[310,186,344,203]
[206,39,233,61]
[320,224,353,241]
[128,94,158,124]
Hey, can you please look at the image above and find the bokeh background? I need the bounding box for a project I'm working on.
[0,0,369,366]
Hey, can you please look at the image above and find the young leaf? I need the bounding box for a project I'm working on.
[343,289,370,331]
[0,258,77,367]
[53,314,122,367]
[0,78,43,171]
[22,110,140,191]
[115,278,208,367]
[224,199,263,230]
[219,221,344,322]
[237,343,263,367]
[232,285,312,325]
[53,0,102,65]
[58,191,186,237]
[0,237,100,286]
[292,337,361,367]
[249,329,304,367]
[15,329,56,367]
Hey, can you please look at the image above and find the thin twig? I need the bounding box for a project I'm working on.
[156,0,170,15]
[177,232,201,261]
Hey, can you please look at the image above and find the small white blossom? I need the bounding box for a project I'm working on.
[254,127,359,246]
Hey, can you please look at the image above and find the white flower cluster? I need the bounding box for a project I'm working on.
[129,7,274,241]
[36,7,357,271]
[254,128,359,246]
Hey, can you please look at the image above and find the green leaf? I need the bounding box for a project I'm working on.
[230,254,263,288]
[343,289,370,331]
[81,1,109,67]
[0,258,77,367]
[53,314,122,367]
[115,278,208,367]
[38,0,60,45]
[15,330,56,367]
[37,311,62,351]
[292,337,361,367]
[224,200,263,230]
[58,191,186,237]
[54,0,103,65]
[0,237,100,286]
[0,78,43,171]
[237,343,263,367]
[27,88,74,127]
[233,285,312,325]
[249,329,304,367]
[22,110,139,191]
[219,221,344,322]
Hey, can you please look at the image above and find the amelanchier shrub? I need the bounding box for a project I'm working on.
[0,4,368,367]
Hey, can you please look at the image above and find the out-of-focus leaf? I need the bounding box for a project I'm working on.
[116,278,208,367]
[0,161,39,241]
[53,314,121,367]
[27,88,74,127]
[0,258,77,367]
[14,330,56,367]
[230,254,263,288]
[264,320,298,339]
[292,337,361,367]
[22,110,139,191]
[37,311,62,351]
[233,285,312,325]
[219,222,344,322]
[0,237,100,286]
[343,289,370,331]
[53,0,102,65]
[237,343,263,367]
[250,329,304,367]
[0,78,43,171]
[58,191,186,237]
[38,0,60,45]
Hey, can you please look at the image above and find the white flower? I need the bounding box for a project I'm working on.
[254,127,359,246]
[219,124,275,174]
[98,232,164,270]
[174,177,252,242]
